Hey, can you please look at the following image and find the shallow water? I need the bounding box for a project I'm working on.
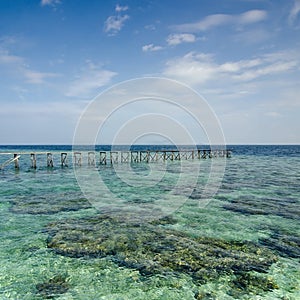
[0,145,299,299]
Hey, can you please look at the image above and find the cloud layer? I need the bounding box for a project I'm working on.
[163,50,300,86]
[172,10,267,32]
[142,44,163,52]
[65,61,117,98]
[104,5,130,35]
[167,33,196,46]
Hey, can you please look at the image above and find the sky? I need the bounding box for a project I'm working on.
[0,0,300,145]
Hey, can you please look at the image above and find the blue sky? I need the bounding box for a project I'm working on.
[0,0,299,144]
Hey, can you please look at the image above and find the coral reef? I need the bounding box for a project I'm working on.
[10,192,90,214]
[46,214,278,292]
[36,275,70,299]
[228,272,278,298]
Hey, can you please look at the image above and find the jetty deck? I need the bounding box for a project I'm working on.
[0,149,231,170]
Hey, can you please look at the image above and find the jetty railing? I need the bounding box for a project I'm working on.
[0,149,231,170]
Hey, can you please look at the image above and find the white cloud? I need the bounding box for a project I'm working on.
[142,44,163,52]
[166,33,196,46]
[41,0,61,7]
[66,62,117,98]
[265,111,282,117]
[104,14,130,35]
[24,70,59,84]
[172,10,267,32]
[163,50,299,86]
[104,5,130,35]
[0,47,60,84]
[0,50,23,64]
[115,4,129,12]
[163,52,217,85]
[238,10,267,24]
[289,0,300,24]
[145,24,156,31]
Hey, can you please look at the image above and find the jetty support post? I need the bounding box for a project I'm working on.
[99,152,107,165]
[30,153,37,169]
[88,152,95,166]
[110,151,118,164]
[61,152,68,167]
[73,152,82,166]
[47,153,54,167]
[174,151,180,160]
[121,151,129,163]
[148,151,156,162]
[180,151,187,160]
[140,151,149,163]
[226,150,231,158]
[187,150,194,160]
[14,154,19,169]
[131,151,139,163]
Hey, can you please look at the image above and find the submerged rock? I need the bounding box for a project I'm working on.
[36,275,70,299]
[10,191,91,214]
[46,214,278,291]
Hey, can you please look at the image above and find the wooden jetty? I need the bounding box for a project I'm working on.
[0,149,231,170]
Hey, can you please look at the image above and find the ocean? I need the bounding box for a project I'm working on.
[0,145,299,299]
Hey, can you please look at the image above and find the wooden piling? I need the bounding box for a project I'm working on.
[140,151,149,163]
[121,151,130,163]
[148,151,157,162]
[226,150,231,158]
[164,151,174,161]
[99,152,107,165]
[197,150,201,159]
[110,151,118,164]
[88,152,95,166]
[30,153,37,169]
[73,152,82,166]
[14,154,19,169]
[131,151,139,163]
[47,153,54,167]
[155,151,164,161]
[61,153,68,167]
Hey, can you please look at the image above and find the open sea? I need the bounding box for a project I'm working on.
[0,145,299,300]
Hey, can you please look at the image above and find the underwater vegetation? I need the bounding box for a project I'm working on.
[36,275,70,299]
[222,195,300,220]
[259,228,300,259]
[9,191,91,214]
[45,213,279,296]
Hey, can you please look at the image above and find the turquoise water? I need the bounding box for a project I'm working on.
[0,145,299,299]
